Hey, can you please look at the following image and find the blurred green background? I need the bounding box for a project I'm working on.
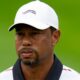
[0,0,80,72]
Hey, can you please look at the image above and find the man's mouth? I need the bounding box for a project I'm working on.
[21,50,33,58]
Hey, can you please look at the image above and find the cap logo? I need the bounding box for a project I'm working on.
[23,10,36,15]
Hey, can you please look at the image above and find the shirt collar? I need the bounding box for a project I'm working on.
[45,55,63,80]
[13,55,63,80]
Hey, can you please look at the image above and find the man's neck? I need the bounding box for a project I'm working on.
[21,55,54,80]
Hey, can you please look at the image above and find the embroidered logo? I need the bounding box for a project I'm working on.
[23,10,36,15]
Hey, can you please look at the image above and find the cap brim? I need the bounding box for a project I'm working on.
[8,19,50,31]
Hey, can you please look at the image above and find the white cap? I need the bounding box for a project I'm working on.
[9,0,59,31]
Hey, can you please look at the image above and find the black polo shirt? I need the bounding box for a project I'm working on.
[13,55,63,80]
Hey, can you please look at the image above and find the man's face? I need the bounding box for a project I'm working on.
[15,24,59,67]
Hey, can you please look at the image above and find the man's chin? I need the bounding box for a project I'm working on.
[21,59,39,68]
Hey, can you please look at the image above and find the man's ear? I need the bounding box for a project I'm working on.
[51,30,60,46]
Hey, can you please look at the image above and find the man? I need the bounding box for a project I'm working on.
[0,0,80,80]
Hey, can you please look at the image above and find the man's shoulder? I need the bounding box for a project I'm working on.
[60,65,80,80]
[0,67,13,80]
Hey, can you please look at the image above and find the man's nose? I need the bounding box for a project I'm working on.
[22,36,32,46]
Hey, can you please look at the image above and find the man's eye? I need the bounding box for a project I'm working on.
[16,32,24,36]
[32,32,38,34]
[31,32,40,36]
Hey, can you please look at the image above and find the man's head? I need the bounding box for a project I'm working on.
[15,24,60,67]
[9,0,60,67]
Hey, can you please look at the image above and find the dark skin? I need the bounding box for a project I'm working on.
[15,24,60,80]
